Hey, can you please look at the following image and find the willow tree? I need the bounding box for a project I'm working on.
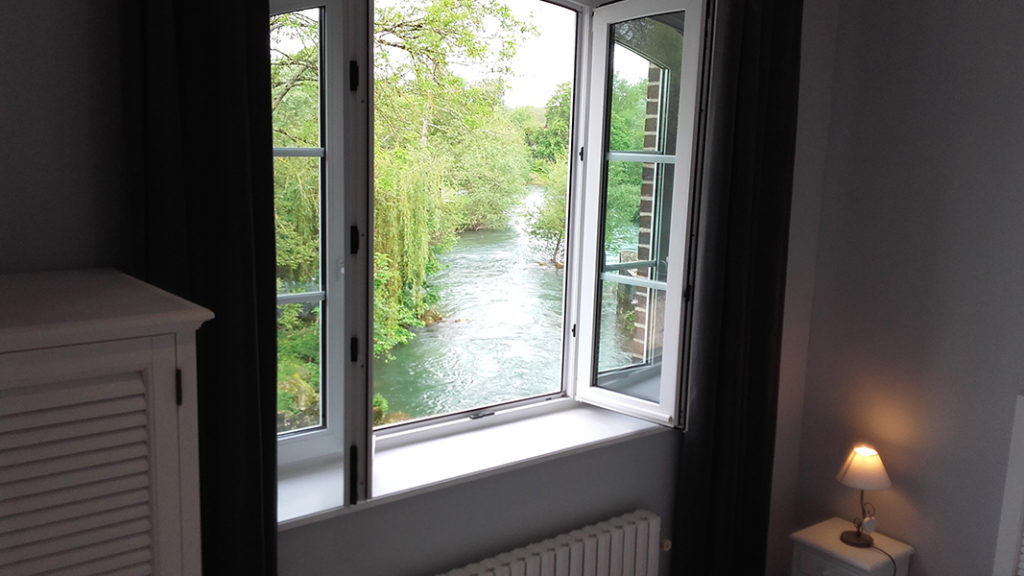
[372,0,533,357]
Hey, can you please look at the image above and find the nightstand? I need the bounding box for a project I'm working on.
[790,517,914,576]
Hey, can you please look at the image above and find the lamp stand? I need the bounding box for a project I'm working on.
[840,489,874,548]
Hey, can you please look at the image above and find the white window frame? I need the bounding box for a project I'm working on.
[273,0,706,502]
[573,0,704,427]
[272,0,369,474]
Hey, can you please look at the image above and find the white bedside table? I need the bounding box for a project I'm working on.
[790,517,914,576]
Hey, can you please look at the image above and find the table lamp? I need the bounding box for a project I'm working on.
[836,445,891,547]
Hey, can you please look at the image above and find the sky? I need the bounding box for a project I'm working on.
[499,1,577,109]
[496,1,651,109]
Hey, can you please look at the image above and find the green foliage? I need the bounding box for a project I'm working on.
[273,157,320,287]
[372,393,389,426]
[536,82,573,164]
[529,160,569,264]
[270,11,320,148]
[276,302,322,432]
[370,0,532,358]
[603,75,648,233]
[449,107,533,231]
[525,73,650,258]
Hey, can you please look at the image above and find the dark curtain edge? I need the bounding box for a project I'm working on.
[673,0,803,573]
[123,0,278,573]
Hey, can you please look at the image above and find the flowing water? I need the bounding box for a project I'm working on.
[372,189,636,422]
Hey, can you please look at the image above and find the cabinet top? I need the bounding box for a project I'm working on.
[0,269,214,352]
[791,517,914,570]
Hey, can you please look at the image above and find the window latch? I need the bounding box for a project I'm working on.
[349,60,359,92]
[350,225,360,255]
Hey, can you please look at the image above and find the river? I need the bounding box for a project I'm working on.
[372,189,636,422]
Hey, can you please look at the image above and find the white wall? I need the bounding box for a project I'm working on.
[0,1,136,274]
[778,1,1024,574]
[278,432,680,576]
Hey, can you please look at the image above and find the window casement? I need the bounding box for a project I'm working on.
[271,0,369,473]
[272,0,705,506]
[574,0,703,426]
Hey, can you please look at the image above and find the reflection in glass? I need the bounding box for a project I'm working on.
[594,12,684,402]
[277,303,323,433]
[607,13,685,155]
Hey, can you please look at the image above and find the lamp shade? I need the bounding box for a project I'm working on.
[836,445,892,490]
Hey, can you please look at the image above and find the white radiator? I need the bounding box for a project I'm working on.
[438,510,662,576]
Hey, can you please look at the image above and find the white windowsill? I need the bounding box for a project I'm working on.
[277,401,663,529]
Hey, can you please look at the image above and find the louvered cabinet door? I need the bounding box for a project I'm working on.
[0,335,181,576]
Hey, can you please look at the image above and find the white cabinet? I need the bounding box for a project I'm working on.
[790,517,914,576]
[0,269,212,575]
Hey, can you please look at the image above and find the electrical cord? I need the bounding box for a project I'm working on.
[871,544,898,576]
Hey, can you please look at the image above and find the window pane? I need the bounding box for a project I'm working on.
[371,0,576,426]
[594,281,663,402]
[595,160,674,402]
[594,10,684,404]
[273,156,322,294]
[272,7,324,437]
[270,9,321,148]
[277,302,323,433]
[607,13,684,155]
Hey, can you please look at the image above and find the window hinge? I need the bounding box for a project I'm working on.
[175,369,183,406]
[349,60,359,92]
[350,225,360,255]
[350,336,359,362]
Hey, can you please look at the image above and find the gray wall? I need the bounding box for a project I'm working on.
[279,431,680,576]
[0,0,135,274]
[765,0,838,572]
[772,1,1024,574]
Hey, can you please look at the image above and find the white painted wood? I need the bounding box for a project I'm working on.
[994,395,1024,576]
[0,269,212,576]
[790,518,914,576]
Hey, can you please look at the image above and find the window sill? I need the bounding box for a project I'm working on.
[277,401,663,529]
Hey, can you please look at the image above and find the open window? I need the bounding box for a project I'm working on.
[271,0,707,506]
[575,0,704,426]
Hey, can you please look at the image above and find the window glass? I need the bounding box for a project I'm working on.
[371,0,577,426]
[277,302,323,432]
[272,8,325,434]
[273,156,322,294]
[270,10,321,148]
[594,12,685,403]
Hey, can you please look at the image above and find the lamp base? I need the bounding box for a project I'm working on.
[840,530,874,548]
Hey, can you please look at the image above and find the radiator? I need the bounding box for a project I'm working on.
[437,510,662,576]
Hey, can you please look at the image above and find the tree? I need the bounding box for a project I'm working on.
[371,0,533,358]
[270,2,541,425]
[526,72,650,263]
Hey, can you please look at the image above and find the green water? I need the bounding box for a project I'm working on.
[372,192,636,423]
